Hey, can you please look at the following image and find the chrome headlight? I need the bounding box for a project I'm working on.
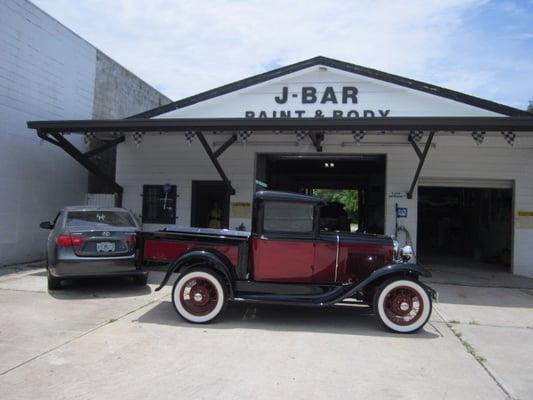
[400,245,413,262]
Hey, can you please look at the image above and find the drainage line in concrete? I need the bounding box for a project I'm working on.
[0,294,167,377]
[434,307,516,400]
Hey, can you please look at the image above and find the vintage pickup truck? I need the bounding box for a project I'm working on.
[139,191,437,333]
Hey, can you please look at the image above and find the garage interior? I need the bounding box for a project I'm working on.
[417,186,513,271]
[256,154,386,234]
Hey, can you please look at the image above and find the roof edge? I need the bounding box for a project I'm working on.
[129,56,530,119]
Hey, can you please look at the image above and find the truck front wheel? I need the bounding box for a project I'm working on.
[172,268,227,323]
[373,278,432,333]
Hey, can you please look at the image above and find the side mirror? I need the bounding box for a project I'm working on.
[40,221,54,230]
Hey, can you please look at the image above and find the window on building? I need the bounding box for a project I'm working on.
[263,201,314,233]
[142,185,176,224]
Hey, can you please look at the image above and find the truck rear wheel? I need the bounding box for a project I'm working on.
[373,278,432,333]
[172,268,227,323]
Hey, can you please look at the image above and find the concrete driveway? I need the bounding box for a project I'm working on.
[0,263,532,400]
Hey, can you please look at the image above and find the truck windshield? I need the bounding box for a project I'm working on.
[66,211,136,228]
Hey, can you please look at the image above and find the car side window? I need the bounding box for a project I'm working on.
[263,201,314,233]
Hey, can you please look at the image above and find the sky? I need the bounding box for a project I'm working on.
[33,0,533,110]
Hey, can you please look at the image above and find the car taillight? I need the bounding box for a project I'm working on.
[126,234,136,248]
[55,235,85,247]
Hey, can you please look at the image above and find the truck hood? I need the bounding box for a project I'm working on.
[323,231,393,246]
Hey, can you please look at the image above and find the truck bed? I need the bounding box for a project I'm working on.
[138,227,250,278]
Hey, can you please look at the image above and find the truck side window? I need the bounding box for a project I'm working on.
[263,201,314,233]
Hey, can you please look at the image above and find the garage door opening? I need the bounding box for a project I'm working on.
[417,186,513,271]
[256,154,385,234]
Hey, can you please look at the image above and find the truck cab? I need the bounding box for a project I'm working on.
[251,191,393,284]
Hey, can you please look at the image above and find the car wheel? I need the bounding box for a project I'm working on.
[172,268,227,324]
[373,278,431,333]
[47,274,62,291]
[133,274,148,286]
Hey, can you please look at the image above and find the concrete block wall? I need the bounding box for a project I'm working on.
[0,0,170,265]
[88,51,171,193]
[0,0,95,265]
[92,50,170,120]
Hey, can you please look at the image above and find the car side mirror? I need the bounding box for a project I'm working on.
[40,221,54,230]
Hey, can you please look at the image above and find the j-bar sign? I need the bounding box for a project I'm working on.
[244,86,391,118]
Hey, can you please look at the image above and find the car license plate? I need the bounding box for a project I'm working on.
[96,241,115,252]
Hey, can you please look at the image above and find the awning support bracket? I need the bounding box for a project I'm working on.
[196,132,236,195]
[308,132,324,152]
[213,134,237,158]
[407,131,436,199]
[38,131,124,206]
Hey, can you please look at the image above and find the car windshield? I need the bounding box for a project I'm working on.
[66,211,136,228]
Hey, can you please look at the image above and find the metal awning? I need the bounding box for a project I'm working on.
[27,116,533,206]
[27,116,533,133]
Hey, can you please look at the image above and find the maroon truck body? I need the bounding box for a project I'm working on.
[143,232,393,284]
[140,191,436,333]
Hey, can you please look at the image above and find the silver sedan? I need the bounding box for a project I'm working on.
[40,206,147,290]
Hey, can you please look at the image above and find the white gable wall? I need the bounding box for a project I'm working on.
[157,66,501,118]
[115,65,533,277]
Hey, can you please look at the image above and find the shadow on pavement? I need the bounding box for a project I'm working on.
[48,277,152,299]
[135,300,440,339]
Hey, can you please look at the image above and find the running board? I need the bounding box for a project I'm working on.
[233,285,356,307]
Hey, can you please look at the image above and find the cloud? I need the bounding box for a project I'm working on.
[33,0,532,109]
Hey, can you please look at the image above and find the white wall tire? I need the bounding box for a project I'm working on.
[172,269,227,323]
[374,279,432,333]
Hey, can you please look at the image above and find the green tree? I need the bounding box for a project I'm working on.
[528,100,533,113]
[312,189,358,216]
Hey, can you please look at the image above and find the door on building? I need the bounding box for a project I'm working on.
[417,185,513,271]
[191,181,230,229]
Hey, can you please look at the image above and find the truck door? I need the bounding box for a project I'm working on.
[251,237,314,282]
[251,200,316,282]
[313,234,338,282]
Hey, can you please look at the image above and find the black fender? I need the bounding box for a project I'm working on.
[154,249,236,296]
[330,263,433,305]
[358,262,431,288]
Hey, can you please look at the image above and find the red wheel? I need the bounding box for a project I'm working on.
[374,279,431,333]
[172,269,227,323]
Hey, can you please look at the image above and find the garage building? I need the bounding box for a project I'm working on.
[28,57,533,278]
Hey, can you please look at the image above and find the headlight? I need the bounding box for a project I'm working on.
[400,245,413,262]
